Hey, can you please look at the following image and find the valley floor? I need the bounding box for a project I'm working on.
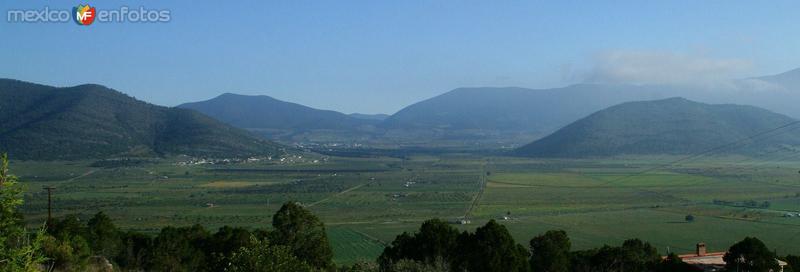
[14,153,800,265]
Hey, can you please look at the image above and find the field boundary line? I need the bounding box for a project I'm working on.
[307,178,377,207]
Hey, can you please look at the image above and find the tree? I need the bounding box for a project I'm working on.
[570,239,660,272]
[723,237,779,272]
[0,153,45,272]
[41,234,91,271]
[389,258,449,272]
[784,255,800,272]
[48,214,87,240]
[116,231,152,271]
[271,202,334,269]
[225,236,313,272]
[529,230,571,272]
[617,239,661,271]
[341,260,380,272]
[149,224,210,272]
[208,226,252,271]
[380,232,414,269]
[0,153,25,264]
[568,249,599,272]
[86,211,122,259]
[454,220,530,272]
[685,214,695,223]
[379,219,459,269]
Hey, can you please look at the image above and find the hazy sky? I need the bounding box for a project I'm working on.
[2,1,799,114]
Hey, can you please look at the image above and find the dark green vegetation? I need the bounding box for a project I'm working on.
[38,202,332,272]
[379,219,698,272]
[516,98,800,157]
[4,153,800,271]
[9,153,800,266]
[0,154,45,272]
[723,237,781,272]
[0,79,284,160]
[6,74,800,270]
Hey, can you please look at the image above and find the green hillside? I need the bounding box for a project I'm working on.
[0,79,285,160]
[515,97,800,157]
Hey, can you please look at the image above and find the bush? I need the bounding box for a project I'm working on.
[226,237,313,272]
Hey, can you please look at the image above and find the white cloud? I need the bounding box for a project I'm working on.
[579,50,753,88]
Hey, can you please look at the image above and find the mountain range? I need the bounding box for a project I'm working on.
[0,79,284,160]
[179,68,800,146]
[515,98,800,157]
[3,67,800,160]
[177,93,381,143]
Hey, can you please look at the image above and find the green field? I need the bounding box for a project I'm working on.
[13,154,800,265]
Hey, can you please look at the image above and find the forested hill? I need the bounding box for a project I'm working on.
[515,97,800,158]
[0,79,285,160]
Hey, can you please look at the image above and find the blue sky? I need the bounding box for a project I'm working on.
[1,1,799,114]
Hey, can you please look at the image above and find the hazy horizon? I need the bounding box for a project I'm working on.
[2,1,800,114]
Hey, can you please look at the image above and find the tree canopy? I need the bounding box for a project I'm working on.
[724,237,780,272]
[530,230,571,272]
[271,201,334,269]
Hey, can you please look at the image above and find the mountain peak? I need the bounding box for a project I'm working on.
[179,92,374,132]
[515,97,799,158]
[754,67,800,89]
[0,80,284,160]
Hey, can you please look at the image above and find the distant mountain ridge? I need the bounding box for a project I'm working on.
[8,66,800,154]
[753,67,800,89]
[179,93,375,130]
[178,93,384,143]
[380,85,673,135]
[349,113,389,121]
[0,79,284,160]
[515,98,800,157]
[378,67,800,145]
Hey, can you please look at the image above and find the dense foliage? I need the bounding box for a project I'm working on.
[0,154,45,271]
[38,202,334,272]
[723,237,780,272]
[271,202,335,269]
[529,230,571,272]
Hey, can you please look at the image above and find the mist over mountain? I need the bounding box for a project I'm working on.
[0,79,284,160]
[377,67,800,145]
[515,98,800,158]
[753,68,800,89]
[380,85,674,140]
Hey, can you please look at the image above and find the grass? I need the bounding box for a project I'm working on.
[12,154,800,264]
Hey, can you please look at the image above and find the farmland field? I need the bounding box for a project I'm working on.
[12,153,800,265]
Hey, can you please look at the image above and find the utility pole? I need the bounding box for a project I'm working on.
[43,186,56,222]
